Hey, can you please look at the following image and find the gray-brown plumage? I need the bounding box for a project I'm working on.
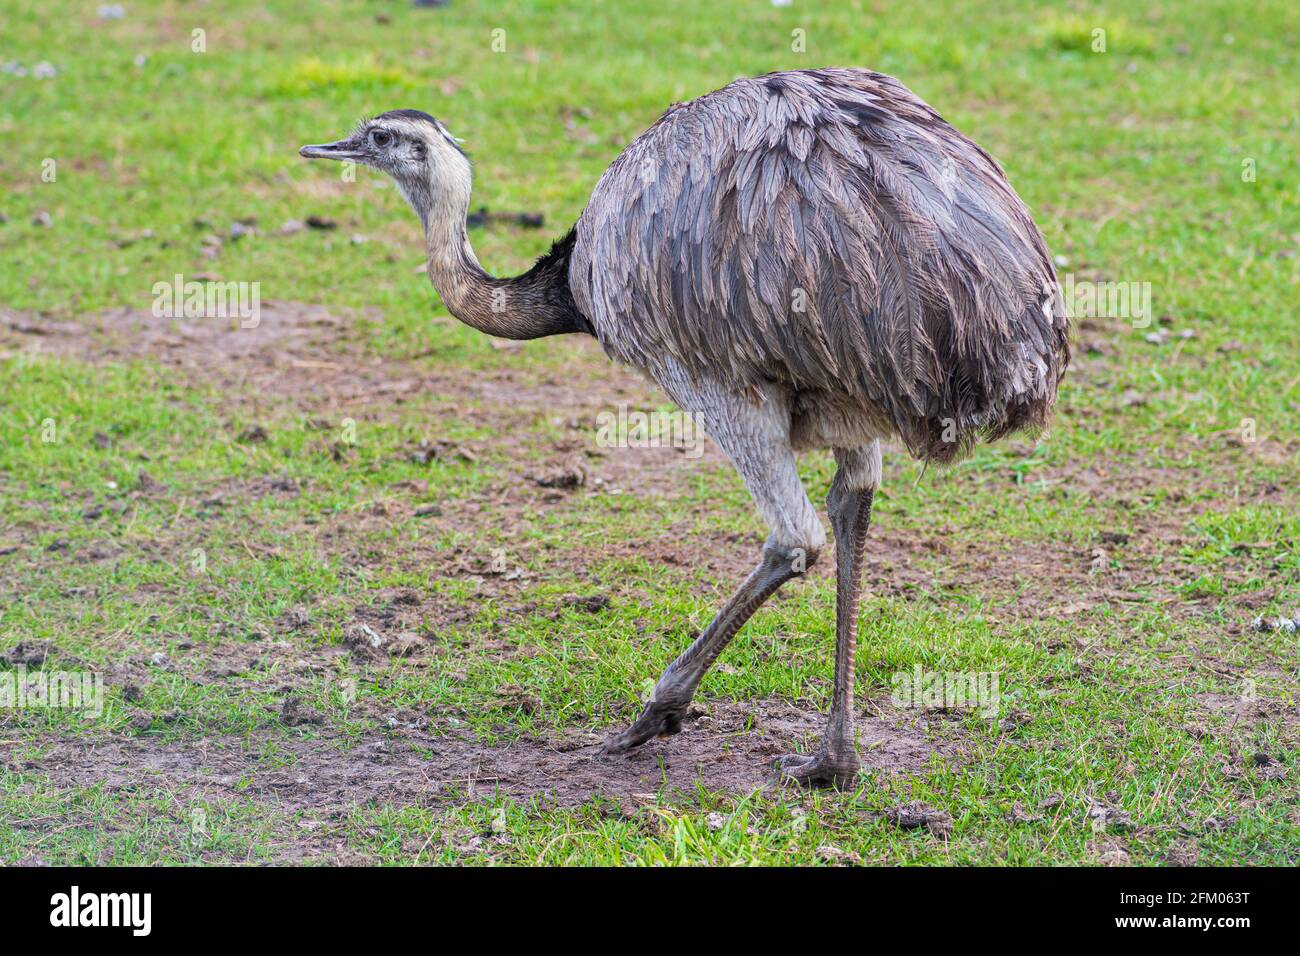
[301,68,1069,787]
[574,69,1067,462]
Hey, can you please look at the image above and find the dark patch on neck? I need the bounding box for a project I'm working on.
[508,227,594,336]
[437,225,593,340]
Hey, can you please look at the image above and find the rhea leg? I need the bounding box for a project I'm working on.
[778,442,881,788]
[602,372,824,755]
[601,536,811,752]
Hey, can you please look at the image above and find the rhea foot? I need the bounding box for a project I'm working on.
[776,750,861,789]
[600,699,688,754]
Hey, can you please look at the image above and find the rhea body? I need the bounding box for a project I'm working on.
[301,69,1069,786]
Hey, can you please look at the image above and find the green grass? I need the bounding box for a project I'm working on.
[1,0,1297,865]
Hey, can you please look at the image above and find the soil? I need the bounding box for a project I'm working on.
[6,698,952,813]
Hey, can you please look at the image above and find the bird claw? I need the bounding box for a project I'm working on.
[600,702,685,755]
[776,751,861,789]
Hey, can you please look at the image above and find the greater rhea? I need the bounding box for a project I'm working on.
[300,68,1069,787]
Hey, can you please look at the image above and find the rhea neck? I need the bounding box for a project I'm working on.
[396,159,583,341]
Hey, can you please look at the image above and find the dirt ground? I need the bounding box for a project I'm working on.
[15,697,955,810]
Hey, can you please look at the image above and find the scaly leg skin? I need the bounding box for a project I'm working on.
[778,444,879,788]
[601,539,805,753]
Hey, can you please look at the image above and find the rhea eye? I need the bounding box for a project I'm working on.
[371,129,393,148]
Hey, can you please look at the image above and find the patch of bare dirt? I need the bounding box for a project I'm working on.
[1193,692,1296,729]
[2,301,664,422]
[6,302,342,363]
[4,698,951,813]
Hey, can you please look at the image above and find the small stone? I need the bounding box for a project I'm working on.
[1254,615,1298,633]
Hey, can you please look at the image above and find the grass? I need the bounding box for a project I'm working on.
[1,0,1297,865]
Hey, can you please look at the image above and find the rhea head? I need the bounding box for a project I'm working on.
[299,109,471,236]
[298,108,580,340]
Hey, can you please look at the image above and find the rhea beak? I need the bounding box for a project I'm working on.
[299,138,364,161]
